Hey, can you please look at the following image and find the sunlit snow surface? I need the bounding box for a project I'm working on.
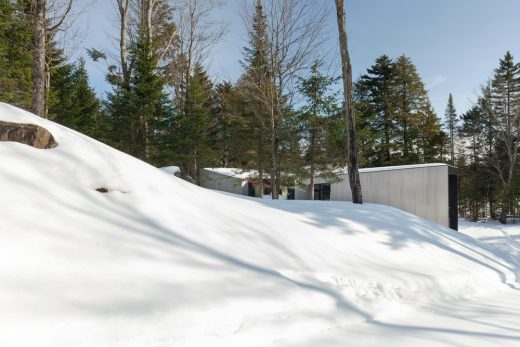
[0,102,519,346]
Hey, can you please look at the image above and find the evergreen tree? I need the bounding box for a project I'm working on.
[0,1,33,109]
[48,58,104,140]
[419,101,444,163]
[478,84,498,219]
[238,0,271,197]
[297,61,340,199]
[444,93,457,164]
[210,81,253,169]
[392,55,430,163]
[172,64,216,184]
[129,31,171,163]
[355,54,443,166]
[489,51,520,223]
[459,106,487,220]
[355,55,395,165]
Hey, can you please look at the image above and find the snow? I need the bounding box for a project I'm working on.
[1,102,520,346]
[203,167,260,180]
[160,165,180,175]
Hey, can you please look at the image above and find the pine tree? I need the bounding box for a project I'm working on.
[130,31,171,164]
[172,64,216,184]
[459,106,487,220]
[478,84,498,219]
[0,1,33,109]
[444,93,457,164]
[297,61,340,199]
[489,51,520,223]
[355,55,443,166]
[355,55,395,165]
[238,0,271,197]
[419,101,444,163]
[210,81,254,169]
[391,55,430,163]
[48,58,104,140]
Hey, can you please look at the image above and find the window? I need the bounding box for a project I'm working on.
[314,183,331,200]
[287,188,295,200]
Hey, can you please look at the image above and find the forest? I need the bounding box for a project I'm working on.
[1,0,519,223]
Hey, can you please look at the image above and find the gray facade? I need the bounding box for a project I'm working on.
[200,168,251,196]
[295,164,458,230]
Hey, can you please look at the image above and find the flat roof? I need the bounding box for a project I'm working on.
[203,168,261,180]
[334,163,456,175]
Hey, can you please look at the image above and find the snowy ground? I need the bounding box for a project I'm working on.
[1,102,520,346]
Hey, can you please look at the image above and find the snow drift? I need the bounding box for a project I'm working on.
[0,102,519,346]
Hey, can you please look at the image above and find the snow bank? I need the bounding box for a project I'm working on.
[1,102,519,346]
[203,167,260,179]
[160,165,180,175]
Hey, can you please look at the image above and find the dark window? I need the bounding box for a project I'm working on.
[449,174,458,230]
[247,182,256,197]
[314,183,331,200]
[287,188,295,200]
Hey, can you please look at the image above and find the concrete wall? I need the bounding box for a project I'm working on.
[200,169,249,196]
[297,165,451,228]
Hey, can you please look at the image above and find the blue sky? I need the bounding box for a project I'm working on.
[78,0,520,118]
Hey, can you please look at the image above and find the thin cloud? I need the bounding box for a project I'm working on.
[427,75,448,89]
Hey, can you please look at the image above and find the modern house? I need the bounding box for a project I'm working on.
[200,168,273,197]
[294,163,458,230]
[198,164,458,230]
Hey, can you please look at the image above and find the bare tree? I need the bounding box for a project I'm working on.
[166,0,226,107]
[334,0,362,203]
[31,0,74,117]
[241,0,329,199]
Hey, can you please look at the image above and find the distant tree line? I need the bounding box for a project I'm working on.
[0,0,447,198]
[0,0,353,198]
[454,51,520,224]
[5,0,517,219]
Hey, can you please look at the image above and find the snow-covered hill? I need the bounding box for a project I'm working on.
[1,102,519,346]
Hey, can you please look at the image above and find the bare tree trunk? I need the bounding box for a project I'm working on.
[141,0,155,45]
[450,128,455,164]
[31,0,74,117]
[334,0,362,204]
[258,133,264,198]
[146,0,153,39]
[143,116,150,160]
[44,61,51,117]
[309,167,315,200]
[309,127,316,200]
[32,0,46,117]
[193,148,198,185]
[270,105,278,199]
[118,0,130,85]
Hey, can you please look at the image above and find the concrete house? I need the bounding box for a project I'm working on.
[294,163,458,230]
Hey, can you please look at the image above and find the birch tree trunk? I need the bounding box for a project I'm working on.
[117,0,130,86]
[32,0,74,117]
[334,0,363,204]
[32,0,46,117]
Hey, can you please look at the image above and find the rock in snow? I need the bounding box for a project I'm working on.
[0,102,519,346]
[0,119,57,149]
